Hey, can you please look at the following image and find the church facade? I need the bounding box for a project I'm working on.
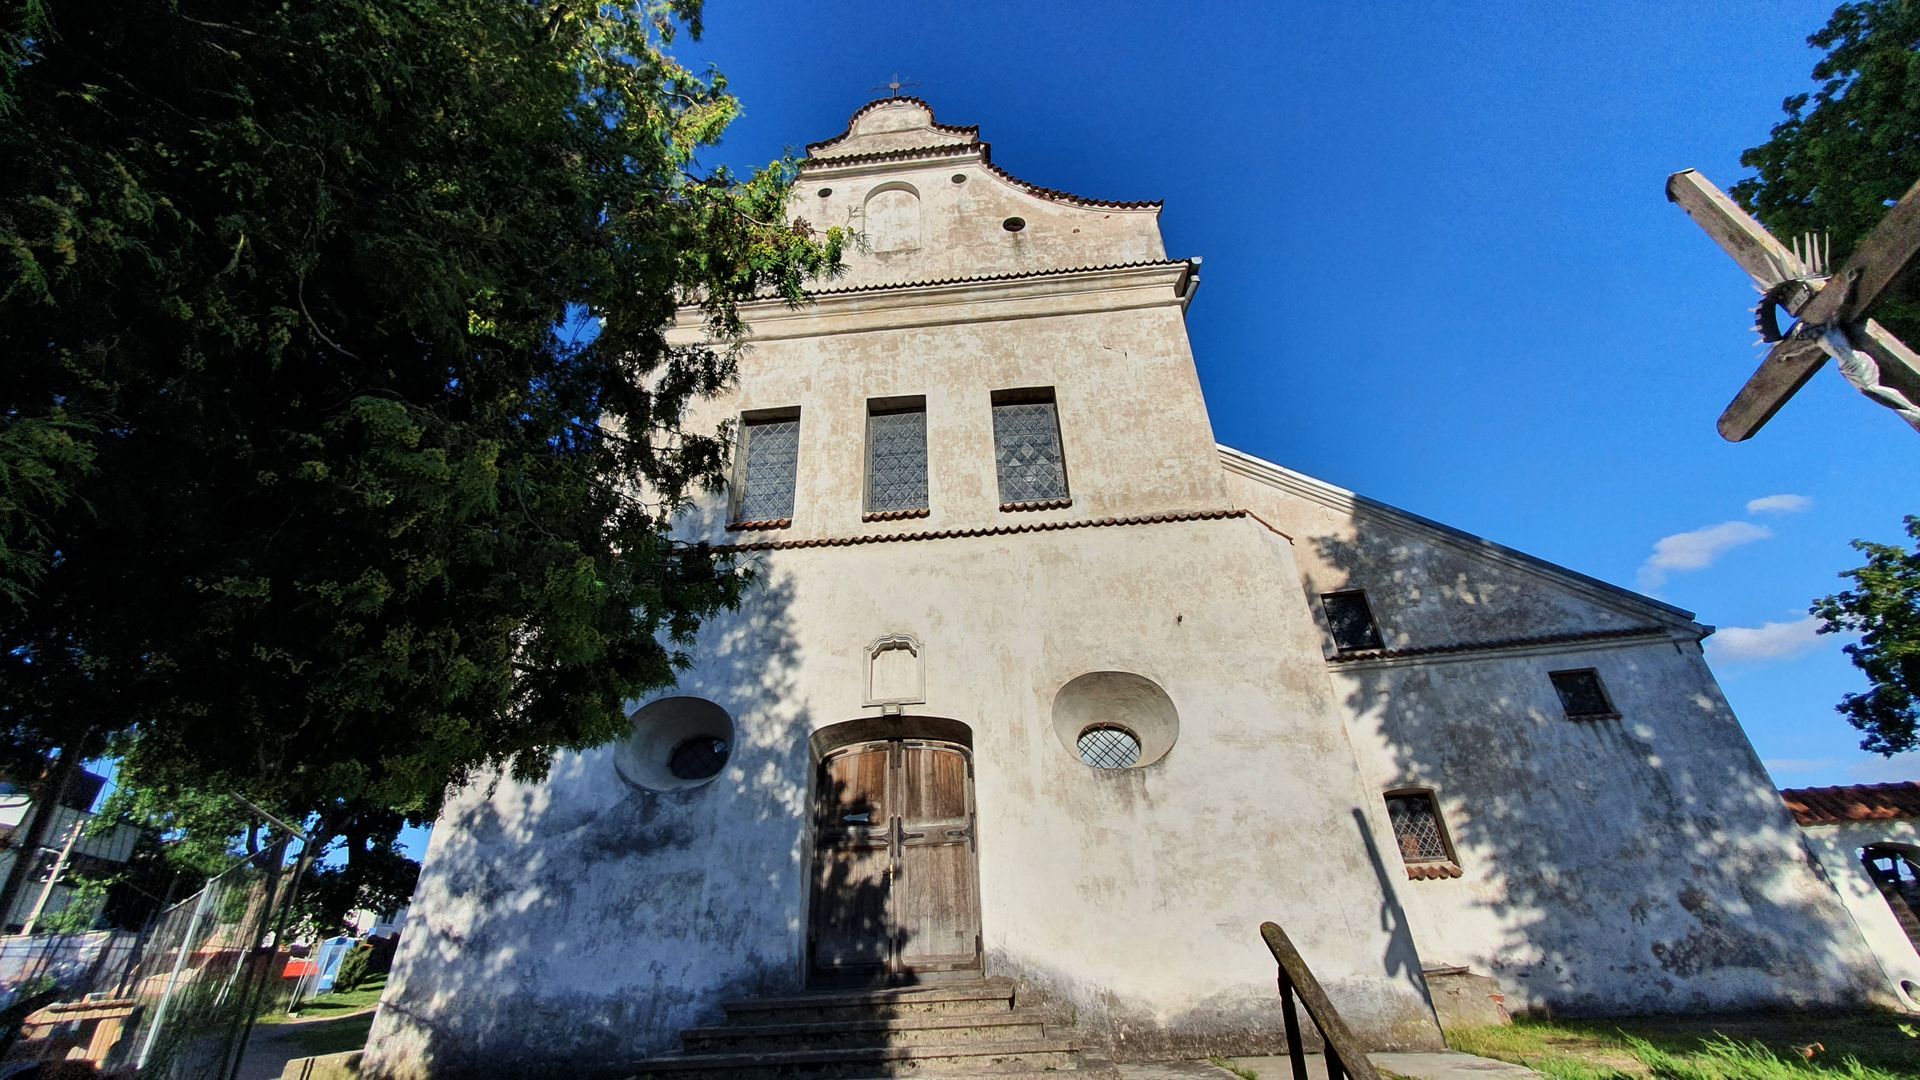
[364,100,1896,1078]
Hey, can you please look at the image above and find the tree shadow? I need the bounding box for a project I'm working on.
[1306,525,1889,1017]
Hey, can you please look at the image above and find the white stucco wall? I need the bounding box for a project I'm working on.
[1799,819,1920,1009]
[1223,451,1890,1015]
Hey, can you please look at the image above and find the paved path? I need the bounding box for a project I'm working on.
[234,1009,376,1080]
[1116,1050,1541,1080]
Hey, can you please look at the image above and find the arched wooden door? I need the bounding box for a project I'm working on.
[810,738,982,984]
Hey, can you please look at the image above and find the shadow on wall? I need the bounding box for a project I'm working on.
[1310,529,1887,1017]
[365,563,839,1078]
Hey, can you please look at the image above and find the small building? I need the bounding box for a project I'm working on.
[0,770,142,932]
[1783,782,1920,1004]
[366,100,1897,1079]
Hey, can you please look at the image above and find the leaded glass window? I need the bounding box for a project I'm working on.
[1550,669,1615,719]
[1076,725,1142,769]
[866,403,928,512]
[992,392,1068,504]
[736,414,800,522]
[1385,792,1451,863]
[1322,591,1383,653]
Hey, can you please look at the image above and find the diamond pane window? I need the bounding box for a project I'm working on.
[1550,669,1615,719]
[1076,725,1142,770]
[992,392,1068,504]
[1322,591,1383,653]
[866,403,928,512]
[736,414,800,522]
[1385,792,1451,863]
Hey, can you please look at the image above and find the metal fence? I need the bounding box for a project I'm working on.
[0,832,312,1079]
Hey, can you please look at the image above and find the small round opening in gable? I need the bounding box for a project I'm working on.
[1002,216,1026,232]
[1076,725,1141,769]
[951,173,967,184]
[616,697,736,793]
[817,187,833,198]
[1052,671,1178,770]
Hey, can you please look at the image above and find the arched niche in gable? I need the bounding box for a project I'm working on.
[862,182,922,254]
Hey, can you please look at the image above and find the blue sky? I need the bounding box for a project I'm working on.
[676,0,1920,790]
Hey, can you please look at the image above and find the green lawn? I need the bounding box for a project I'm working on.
[260,974,389,1025]
[283,1009,378,1057]
[1447,1012,1918,1080]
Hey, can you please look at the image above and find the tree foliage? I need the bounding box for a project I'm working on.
[0,0,842,852]
[1811,516,1920,755]
[1732,0,1920,344]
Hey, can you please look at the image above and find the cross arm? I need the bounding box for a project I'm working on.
[1666,170,1805,287]
[1795,176,1920,328]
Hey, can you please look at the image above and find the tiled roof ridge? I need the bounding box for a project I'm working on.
[805,97,980,153]
[709,508,1247,553]
[1780,781,1920,826]
[743,258,1192,303]
[801,132,1161,211]
[1327,625,1672,664]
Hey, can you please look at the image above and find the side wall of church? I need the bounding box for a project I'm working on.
[1223,456,1892,1014]
[1799,820,1920,1008]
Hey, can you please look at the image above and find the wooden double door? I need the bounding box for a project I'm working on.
[809,738,982,984]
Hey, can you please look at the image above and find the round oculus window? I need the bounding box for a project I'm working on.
[1002,216,1026,232]
[667,735,730,781]
[951,173,968,184]
[1076,725,1142,770]
[816,187,833,198]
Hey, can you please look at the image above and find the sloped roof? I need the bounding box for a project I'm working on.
[1781,782,1920,826]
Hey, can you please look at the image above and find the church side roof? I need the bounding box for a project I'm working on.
[1782,782,1920,826]
[1218,444,1706,633]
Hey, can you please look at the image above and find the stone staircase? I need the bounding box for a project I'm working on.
[625,978,1118,1078]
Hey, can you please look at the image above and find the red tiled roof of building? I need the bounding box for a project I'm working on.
[1780,782,1920,826]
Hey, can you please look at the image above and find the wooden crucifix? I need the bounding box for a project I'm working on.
[1667,169,1920,440]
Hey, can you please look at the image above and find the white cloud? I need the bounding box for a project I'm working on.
[1708,615,1825,662]
[1637,521,1773,589]
[1847,752,1920,784]
[1746,494,1812,515]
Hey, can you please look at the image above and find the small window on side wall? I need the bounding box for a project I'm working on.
[1550,668,1616,720]
[1384,790,1460,878]
[991,387,1069,508]
[733,408,800,526]
[1321,590,1383,653]
[866,397,928,517]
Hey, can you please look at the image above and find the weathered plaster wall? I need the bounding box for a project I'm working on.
[1223,450,1890,1014]
[1799,819,1920,1008]
[366,520,1445,1077]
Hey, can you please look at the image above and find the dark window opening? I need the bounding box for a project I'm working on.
[735,410,800,522]
[1385,791,1453,863]
[991,388,1068,504]
[668,736,731,781]
[1550,669,1616,719]
[1322,591,1383,653]
[866,398,929,513]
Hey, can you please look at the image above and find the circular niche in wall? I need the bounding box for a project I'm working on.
[615,697,735,793]
[1051,672,1178,770]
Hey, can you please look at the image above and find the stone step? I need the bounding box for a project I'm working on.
[626,1036,1079,1079]
[720,980,1017,1025]
[682,1009,1053,1053]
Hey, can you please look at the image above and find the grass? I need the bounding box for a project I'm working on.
[259,973,389,1025]
[282,1009,379,1057]
[1209,1055,1261,1079]
[1446,1012,1919,1080]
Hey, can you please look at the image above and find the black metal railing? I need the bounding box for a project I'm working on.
[1260,921,1381,1080]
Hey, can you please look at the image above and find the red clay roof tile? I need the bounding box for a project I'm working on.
[1780,782,1920,826]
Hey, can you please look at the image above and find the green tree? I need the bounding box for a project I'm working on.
[1732,0,1920,345]
[0,0,842,889]
[1811,516,1920,755]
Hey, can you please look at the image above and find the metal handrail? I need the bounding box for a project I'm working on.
[1259,921,1381,1080]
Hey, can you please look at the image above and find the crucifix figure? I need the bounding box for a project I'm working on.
[1667,169,1920,440]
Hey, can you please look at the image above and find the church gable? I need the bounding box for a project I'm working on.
[794,100,1166,290]
[1220,446,1704,657]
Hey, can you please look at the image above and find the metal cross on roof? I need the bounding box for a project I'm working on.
[870,73,920,98]
[1667,169,1920,440]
